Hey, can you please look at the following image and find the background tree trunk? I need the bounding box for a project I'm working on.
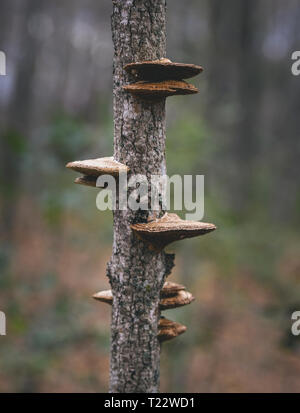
[108,0,173,393]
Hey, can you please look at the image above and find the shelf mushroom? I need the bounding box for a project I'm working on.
[131,212,216,251]
[66,156,129,188]
[159,290,195,310]
[123,80,198,98]
[123,80,198,99]
[124,58,203,81]
[123,58,202,99]
[160,281,186,297]
[158,317,187,342]
[92,289,113,305]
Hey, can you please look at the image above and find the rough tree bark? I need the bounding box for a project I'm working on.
[108,0,173,393]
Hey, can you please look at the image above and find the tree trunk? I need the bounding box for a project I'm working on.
[108,0,173,393]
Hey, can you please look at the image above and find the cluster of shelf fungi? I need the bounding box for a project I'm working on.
[66,59,216,343]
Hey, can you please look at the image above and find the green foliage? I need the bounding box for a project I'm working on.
[47,114,91,162]
[1,129,27,155]
[166,108,211,175]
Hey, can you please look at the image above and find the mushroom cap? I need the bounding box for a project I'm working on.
[66,156,129,177]
[131,213,216,250]
[124,59,203,81]
[92,290,113,304]
[123,80,198,98]
[158,317,187,342]
[160,281,186,297]
[160,290,195,310]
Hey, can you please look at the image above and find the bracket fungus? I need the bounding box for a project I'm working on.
[131,212,216,251]
[124,58,203,81]
[93,283,193,311]
[160,290,195,310]
[66,156,129,186]
[66,156,129,190]
[123,80,198,98]
[92,290,113,305]
[158,317,187,342]
[160,281,186,297]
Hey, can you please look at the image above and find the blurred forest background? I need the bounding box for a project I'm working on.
[0,0,300,392]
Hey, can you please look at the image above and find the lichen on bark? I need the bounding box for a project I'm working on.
[108,0,172,393]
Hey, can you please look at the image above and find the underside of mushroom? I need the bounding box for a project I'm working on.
[66,156,129,189]
[123,80,198,98]
[158,317,187,342]
[131,212,216,250]
[124,58,203,81]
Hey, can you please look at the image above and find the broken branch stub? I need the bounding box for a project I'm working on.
[66,156,129,177]
[123,80,198,99]
[124,58,203,81]
[158,317,187,342]
[131,212,216,251]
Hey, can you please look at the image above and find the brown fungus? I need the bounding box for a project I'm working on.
[131,212,216,251]
[123,80,198,99]
[160,281,186,297]
[66,156,129,177]
[124,58,203,81]
[74,175,98,187]
[160,290,195,310]
[158,317,187,342]
[92,290,113,305]
[74,175,108,188]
